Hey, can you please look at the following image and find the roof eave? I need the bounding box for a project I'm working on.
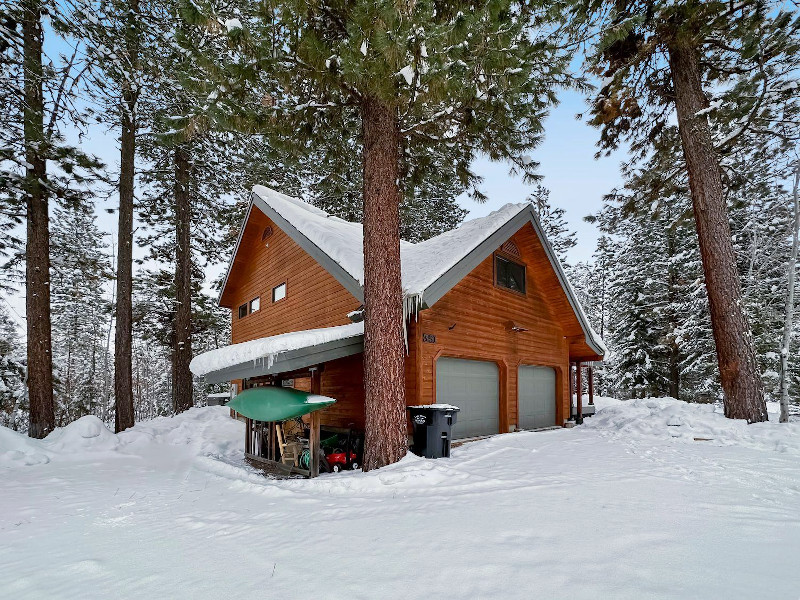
[250,191,365,303]
[199,335,365,384]
[218,199,255,307]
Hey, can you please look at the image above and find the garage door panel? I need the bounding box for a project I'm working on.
[518,365,556,429]
[436,357,499,439]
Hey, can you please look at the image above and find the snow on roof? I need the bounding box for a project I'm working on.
[189,322,364,377]
[246,185,605,357]
[401,203,528,295]
[251,185,526,296]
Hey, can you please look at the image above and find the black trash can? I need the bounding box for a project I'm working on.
[407,405,460,458]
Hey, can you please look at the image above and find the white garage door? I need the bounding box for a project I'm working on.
[436,357,499,439]
[518,365,557,429]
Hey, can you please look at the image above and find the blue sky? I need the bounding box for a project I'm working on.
[463,88,625,263]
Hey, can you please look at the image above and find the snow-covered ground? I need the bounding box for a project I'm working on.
[2,398,799,599]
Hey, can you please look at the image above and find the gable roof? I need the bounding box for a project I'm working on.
[220,185,606,357]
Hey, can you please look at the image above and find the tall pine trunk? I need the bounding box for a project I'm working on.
[360,96,407,471]
[779,162,800,423]
[172,145,193,414]
[114,95,136,432]
[667,41,767,422]
[114,0,140,433]
[23,0,54,438]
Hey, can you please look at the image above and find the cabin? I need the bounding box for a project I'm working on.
[191,185,605,457]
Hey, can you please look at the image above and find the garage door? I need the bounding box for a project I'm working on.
[518,365,556,429]
[436,357,499,439]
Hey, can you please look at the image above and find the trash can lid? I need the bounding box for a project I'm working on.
[407,404,460,411]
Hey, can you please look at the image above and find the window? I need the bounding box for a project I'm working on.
[272,282,287,303]
[238,304,248,319]
[249,297,260,313]
[495,255,526,294]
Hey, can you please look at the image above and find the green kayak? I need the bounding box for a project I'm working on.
[226,386,336,422]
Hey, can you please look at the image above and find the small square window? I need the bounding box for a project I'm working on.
[272,282,287,303]
[238,304,248,319]
[249,297,260,313]
[495,256,526,294]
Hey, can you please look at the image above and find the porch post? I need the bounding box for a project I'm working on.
[309,366,321,478]
[575,361,583,425]
[309,411,320,478]
[588,365,595,406]
[568,362,574,422]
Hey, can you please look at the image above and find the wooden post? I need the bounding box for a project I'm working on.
[575,362,583,425]
[309,366,321,478]
[309,411,320,478]
[588,365,595,406]
[568,362,574,422]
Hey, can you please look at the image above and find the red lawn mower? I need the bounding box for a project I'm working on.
[324,425,362,472]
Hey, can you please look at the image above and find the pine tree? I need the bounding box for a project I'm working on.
[69,0,168,431]
[50,203,113,425]
[529,185,577,264]
[570,0,800,422]
[2,0,103,437]
[184,0,575,469]
[0,303,26,431]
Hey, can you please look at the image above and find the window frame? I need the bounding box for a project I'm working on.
[272,282,287,303]
[494,253,527,295]
[249,296,260,313]
[238,303,248,319]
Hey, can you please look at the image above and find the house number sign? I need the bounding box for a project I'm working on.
[422,333,436,344]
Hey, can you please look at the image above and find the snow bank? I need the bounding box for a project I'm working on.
[0,426,52,467]
[45,416,121,453]
[586,396,800,454]
[0,406,242,469]
[189,322,363,376]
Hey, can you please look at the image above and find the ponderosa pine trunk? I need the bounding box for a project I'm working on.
[23,0,54,439]
[172,144,193,414]
[778,162,800,423]
[360,95,407,471]
[667,41,767,422]
[113,0,140,432]
[114,68,137,432]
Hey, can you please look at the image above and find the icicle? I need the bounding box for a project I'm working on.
[402,293,421,353]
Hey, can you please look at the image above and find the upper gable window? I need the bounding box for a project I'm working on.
[249,297,260,313]
[238,304,248,319]
[272,282,287,303]
[495,255,526,294]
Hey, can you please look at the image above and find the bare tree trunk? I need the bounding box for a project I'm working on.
[360,95,407,471]
[667,41,767,423]
[114,0,140,432]
[23,0,54,439]
[172,145,193,414]
[779,162,800,423]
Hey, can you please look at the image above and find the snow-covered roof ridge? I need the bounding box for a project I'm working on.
[189,322,364,377]
[251,185,528,296]
[401,202,528,295]
[241,186,605,357]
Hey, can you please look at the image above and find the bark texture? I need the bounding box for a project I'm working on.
[113,1,139,431]
[779,163,799,423]
[360,96,408,471]
[23,0,54,439]
[668,41,767,422]
[172,145,193,414]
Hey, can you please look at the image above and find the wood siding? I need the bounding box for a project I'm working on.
[222,207,361,344]
[413,224,581,428]
[319,354,365,429]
